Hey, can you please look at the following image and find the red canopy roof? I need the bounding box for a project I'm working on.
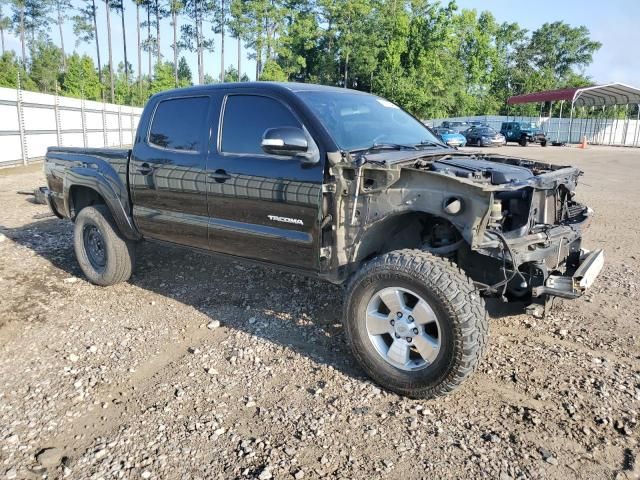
[507,83,640,107]
[507,87,580,104]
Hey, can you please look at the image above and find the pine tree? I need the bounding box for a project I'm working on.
[181,0,215,84]
[150,61,175,94]
[52,0,72,71]
[73,0,103,90]
[29,40,63,93]
[0,3,11,55]
[169,0,183,86]
[177,56,192,86]
[62,52,102,100]
[0,51,36,89]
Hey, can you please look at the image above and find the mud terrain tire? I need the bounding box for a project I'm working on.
[344,249,488,399]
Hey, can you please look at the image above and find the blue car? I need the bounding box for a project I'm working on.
[434,127,467,147]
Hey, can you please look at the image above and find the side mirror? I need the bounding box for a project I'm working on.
[261,127,308,156]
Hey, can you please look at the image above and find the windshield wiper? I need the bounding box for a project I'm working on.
[414,140,448,149]
[352,142,419,155]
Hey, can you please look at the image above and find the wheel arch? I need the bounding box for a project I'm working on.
[65,178,141,241]
[352,211,465,265]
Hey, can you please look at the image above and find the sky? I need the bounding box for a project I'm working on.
[1,0,638,86]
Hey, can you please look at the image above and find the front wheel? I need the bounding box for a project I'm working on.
[540,139,548,147]
[74,205,136,286]
[343,250,488,399]
[519,136,529,147]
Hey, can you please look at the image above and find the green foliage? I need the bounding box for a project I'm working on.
[0,51,35,89]
[0,0,603,118]
[29,40,63,93]
[240,0,601,118]
[61,53,102,99]
[259,60,287,81]
[223,65,249,82]
[177,55,192,86]
[150,61,176,94]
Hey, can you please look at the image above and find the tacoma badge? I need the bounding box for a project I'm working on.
[267,215,304,226]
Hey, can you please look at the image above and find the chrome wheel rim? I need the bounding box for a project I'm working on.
[365,287,442,371]
[83,224,106,271]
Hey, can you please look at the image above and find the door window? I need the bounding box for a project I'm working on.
[221,95,301,155]
[148,96,210,152]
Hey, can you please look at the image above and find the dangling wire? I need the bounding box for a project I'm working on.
[474,230,528,295]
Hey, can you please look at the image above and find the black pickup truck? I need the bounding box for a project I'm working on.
[44,82,604,398]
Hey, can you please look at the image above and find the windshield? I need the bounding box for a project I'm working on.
[520,122,538,130]
[297,91,442,151]
[479,128,497,135]
[437,128,455,135]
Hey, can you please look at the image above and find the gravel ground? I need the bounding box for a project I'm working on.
[0,145,638,480]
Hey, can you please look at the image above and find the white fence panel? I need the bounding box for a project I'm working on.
[0,86,143,167]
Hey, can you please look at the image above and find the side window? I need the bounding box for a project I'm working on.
[148,97,210,152]
[221,95,301,155]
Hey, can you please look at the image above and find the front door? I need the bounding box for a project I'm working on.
[206,93,324,271]
[130,95,212,249]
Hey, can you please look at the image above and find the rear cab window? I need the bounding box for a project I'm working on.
[148,96,210,152]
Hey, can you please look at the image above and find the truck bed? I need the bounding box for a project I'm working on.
[46,146,131,163]
[44,146,132,225]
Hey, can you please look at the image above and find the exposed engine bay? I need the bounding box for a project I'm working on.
[329,151,603,316]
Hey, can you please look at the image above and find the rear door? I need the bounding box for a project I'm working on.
[130,95,212,249]
[206,92,324,271]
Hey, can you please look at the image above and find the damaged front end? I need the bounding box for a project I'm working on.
[324,150,603,317]
[460,155,604,316]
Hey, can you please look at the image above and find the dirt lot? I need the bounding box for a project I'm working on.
[0,145,638,480]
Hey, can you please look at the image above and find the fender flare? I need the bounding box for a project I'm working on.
[63,166,142,241]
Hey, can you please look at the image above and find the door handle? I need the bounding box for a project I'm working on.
[136,163,154,175]
[209,169,232,183]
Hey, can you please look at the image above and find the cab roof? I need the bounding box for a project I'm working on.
[151,82,371,100]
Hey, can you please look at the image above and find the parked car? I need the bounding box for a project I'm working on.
[439,120,469,133]
[500,121,547,146]
[433,127,467,147]
[44,82,603,399]
[463,126,506,147]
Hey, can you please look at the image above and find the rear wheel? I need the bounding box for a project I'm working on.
[541,139,548,147]
[74,205,136,286]
[343,250,488,398]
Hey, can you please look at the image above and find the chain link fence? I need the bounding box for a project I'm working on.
[425,113,640,147]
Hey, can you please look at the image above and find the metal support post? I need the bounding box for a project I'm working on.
[16,70,28,165]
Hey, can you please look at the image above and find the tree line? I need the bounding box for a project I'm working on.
[0,0,601,116]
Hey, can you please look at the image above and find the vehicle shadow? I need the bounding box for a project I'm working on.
[2,214,528,383]
[1,216,367,382]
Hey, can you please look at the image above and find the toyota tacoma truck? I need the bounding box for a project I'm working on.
[44,83,604,399]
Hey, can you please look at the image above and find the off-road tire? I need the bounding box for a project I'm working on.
[74,205,136,286]
[343,249,488,399]
[519,135,529,147]
[540,139,548,147]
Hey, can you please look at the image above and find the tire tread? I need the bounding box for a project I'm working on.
[74,205,135,286]
[344,249,488,399]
